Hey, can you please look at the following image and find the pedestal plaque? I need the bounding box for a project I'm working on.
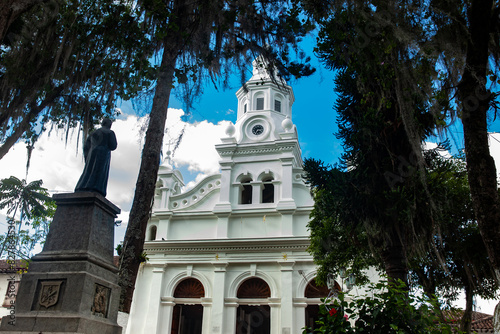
[0,192,122,334]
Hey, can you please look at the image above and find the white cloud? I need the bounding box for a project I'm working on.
[172,120,229,175]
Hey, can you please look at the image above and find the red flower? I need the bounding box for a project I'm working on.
[344,314,349,321]
[329,308,337,316]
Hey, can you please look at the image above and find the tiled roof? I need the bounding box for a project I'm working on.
[443,310,494,333]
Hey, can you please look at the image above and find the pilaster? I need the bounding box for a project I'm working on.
[279,261,295,332]
[210,262,228,333]
[143,265,165,334]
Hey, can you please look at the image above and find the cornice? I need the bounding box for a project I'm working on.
[144,236,310,254]
[151,204,313,218]
[216,140,300,157]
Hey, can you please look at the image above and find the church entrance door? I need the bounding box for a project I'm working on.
[171,304,203,334]
[235,305,270,333]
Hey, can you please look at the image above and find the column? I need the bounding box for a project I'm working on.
[157,213,172,240]
[279,261,295,332]
[269,298,281,334]
[280,158,293,200]
[159,297,175,334]
[211,262,228,333]
[277,158,296,211]
[201,297,213,334]
[252,181,261,204]
[224,298,238,334]
[160,186,169,208]
[143,264,166,334]
[293,301,307,333]
[214,163,233,213]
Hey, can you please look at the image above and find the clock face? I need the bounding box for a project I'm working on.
[252,124,264,136]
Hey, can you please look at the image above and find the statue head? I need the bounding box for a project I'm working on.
[102,118,112,129]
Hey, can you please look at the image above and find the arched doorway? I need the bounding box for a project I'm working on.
[236,278,271,334]
[170,278,205,334]
[304,279,339,330]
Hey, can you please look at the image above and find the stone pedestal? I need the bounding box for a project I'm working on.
[0,192,122,334]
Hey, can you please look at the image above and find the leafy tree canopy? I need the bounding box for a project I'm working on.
[0,0,156,159]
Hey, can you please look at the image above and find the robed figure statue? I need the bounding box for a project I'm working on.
[75,118,117,197]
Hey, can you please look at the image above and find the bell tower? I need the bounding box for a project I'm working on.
[214,58,303,217]
[230,58,296,144]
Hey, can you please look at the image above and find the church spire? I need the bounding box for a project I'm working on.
[229,58,296,144]
[235,58,294,121]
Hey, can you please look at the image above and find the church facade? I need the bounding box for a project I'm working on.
[126,60,331,334]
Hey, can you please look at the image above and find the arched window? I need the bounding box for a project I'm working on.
[171,278,205,334]
[240,179,253,204]
[174,278,205,298]
[261,178,274,203]
[149,225,157,241]
[244,103,247,113]
[304,279,338,331]
[236,278,271,333]
[237,278,271,298]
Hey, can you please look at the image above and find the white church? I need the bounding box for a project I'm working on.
[126,60,335,334]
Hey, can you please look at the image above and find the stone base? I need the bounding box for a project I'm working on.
[0,314,121,334]
[0,192,122,334]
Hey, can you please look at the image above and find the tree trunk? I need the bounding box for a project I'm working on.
[460,284,473,334]
[459,3,500,331]
[117,0,189,313]
[459,0,500,284]
[380,230,408,286]
[0,0,48,44]
[117,50,177,313]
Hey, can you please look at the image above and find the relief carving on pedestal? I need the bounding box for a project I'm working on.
[91,283,110,317]
[39,281,63,308]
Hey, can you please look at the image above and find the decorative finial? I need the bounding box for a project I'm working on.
[282,116,293,132]
[225,122,236,137]
[166,150,172,166]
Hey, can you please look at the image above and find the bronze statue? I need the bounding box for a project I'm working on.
[75,118,117,197]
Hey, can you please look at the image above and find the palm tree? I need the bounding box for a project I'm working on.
[0,176,53,257]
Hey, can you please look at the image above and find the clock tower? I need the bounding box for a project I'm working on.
[214,58,302,216]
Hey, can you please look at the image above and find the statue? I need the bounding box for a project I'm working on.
[75,118,117,197]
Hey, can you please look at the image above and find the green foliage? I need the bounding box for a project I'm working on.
[305,158,380,285]
[0,176,52,221]
[115,243,123,256]
[301,0,450,287]
[0,0,156,158]
[16,200,56,260]
[138,251,149,263]
[0,176,55,260]
[303,281,457,334]
[409,152,498,321]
